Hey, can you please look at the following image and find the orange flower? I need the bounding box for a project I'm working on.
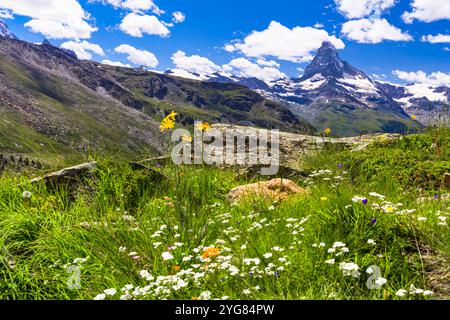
[201,247,221,259]
[172,265,181,272]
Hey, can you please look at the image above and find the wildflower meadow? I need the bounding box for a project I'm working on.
[0,117,448,300]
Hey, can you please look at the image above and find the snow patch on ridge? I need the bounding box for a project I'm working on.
[405,84,447,102]
[339,75,380,95]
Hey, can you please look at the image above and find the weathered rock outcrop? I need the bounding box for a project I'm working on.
[227,178,308,203]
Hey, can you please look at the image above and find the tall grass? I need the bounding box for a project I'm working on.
[0,130,448,300]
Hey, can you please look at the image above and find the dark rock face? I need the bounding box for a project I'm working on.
[143,78,168,99]
[61,48,78,60]
[186,91,205,107]
[376,82,411,100]
[230,77,270,91]
[302,41,362,80]
[436,86,450,99]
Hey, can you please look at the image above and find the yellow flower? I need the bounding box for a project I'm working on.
[411,115,417,121]
[181,134,193,142]
[160,112,177,132]
[160,118,175,132]
[324,128,332,135]
[167,111,177,120]
[378,135,387,142]
[320,197,328,201]
[196,122,212,132]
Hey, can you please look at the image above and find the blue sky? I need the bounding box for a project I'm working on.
[1,0,449,85]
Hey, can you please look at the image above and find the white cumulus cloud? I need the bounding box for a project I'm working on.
[335,0,396,19]
[119,12,170,37]
[0,0,97,40]
[342,18,413,44]
[224,21,345,63]
[256,59,280,68]
[99,0,164,15]
[393,70,450,86]
[115,44,159,67]
[172,11,185,23]
[421,34,450,43]
[402,0,450,23]
[224,44,237,53]
[60,40,105,60]
[223,58,286,82]
[102,59,132,68]
[171,50,222,75]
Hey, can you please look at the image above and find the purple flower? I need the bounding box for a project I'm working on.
[362,198,368,205]
[156,163,162,168]
[434,194,439,200]
[274,272,279,277]
[371,218,377,225]
[338,163,343,169]
[249,272,253,277]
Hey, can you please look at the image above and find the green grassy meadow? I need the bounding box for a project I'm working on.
[0,128,448,300]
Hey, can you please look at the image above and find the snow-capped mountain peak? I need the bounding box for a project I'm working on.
[164,41,448,131]
[376,81,449,124]
[302,41,363,81]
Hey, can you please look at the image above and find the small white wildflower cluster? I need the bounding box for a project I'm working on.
[352,196,367,203]
[436,210,449,226]
[327,241,349,257]
[242,246,290,278]
[94,288,118,300]
[247,217,277,232]
[93,238,256,300]
[306,169,348,188]
[309,169,333,178]
[395,285,433,298]
[320,241,351,265]
[369,192,386,200]
[63,257,88,269]
[372,201,402,213]
[312,242,326,248]
[396,209,416,215]
[285,216,309,237]
[339,262,360,278]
